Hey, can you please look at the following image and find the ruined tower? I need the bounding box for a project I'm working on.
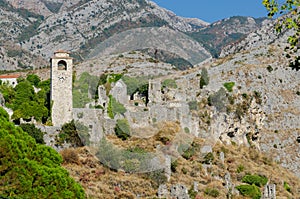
[50,50,73,126]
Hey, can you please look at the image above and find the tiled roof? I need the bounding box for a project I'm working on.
[0,74,20,79]
[55,50,69,53]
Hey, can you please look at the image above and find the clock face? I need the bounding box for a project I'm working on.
[58,76,66,82]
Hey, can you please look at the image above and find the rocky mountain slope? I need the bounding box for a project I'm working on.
[87,26,212,65]
[188,16,269,58]
[0,0,267,71]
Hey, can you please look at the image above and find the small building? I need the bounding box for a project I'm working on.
[0,74,20,87]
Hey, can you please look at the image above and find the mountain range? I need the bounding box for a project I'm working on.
[0,0,268,70]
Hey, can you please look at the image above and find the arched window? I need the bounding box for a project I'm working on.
[58,60,67,70]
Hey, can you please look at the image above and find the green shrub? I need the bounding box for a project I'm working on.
[284,181,291,192]
[56,120,90,147]
[188,187,198,199]
[208,87,227,112]
[182,167,188,174]
[147,170,167,188]
[188,101,198,111]
[122,76,148,97]
[107,73,123,83]
[242,174,268,187]
[179,142,200,160]
[162,79,177,89]
[0,107,85,198]
[171,160,178,172]
[7,79,49,122]
[237,164,245,173]
[19,124,45,144]
[200,68,209,89]
[202,152,214,164]
[204,188,220,197]
[184,127,190,134]
[115,119,131,140]
[223,82,235,92]
[236,184,261,199]
[107,95,126,119]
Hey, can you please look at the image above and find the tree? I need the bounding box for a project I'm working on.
[26,74,41,87]
[263,0,300,69]
[200,68,209,89]
[2,77,50,123]
[0,107,85,198]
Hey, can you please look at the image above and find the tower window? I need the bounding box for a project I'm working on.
[57,60,67,70]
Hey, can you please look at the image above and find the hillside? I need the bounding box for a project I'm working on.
[62,143,300,198]
[0,1,299,198]
[0,0,266,71]
[188,16,269,58]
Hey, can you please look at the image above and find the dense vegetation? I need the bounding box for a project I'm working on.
[121,75,149,98]
[0,74,51,123]
[19,123,45,144]
[73,72,99,108]
[56,120,90,147]
[0,107,85,198]
[107,95,127,119]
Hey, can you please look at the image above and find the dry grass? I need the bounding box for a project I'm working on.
[62,131,300,198]
[60,148,80,165]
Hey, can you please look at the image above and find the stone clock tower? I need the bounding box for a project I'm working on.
[50,50,73,126]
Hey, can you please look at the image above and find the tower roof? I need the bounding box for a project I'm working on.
[54,49,69,54]
[52,50,73,59]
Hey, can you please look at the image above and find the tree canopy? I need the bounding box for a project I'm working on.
[0,75,50,123]
[263,0,300,69]
[0,107,85,198]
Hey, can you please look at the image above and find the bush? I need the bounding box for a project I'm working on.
[19,123,45,144]
[200,68,209,89]
[57,120,89,147]
[107,95,126,119]
[188,101,198,111]
[188,187,198,199]
[115,119,131,140]
[171,160,178,172]
[204,188,220,197]
[236,184,261,199]
[162,79,177,89]
[223,82,235,92]
[179,142,200,160]
[202,152,214,164]
[242,174,268,187]
[60,148,79,164]
[237,164,245,173]
[208,87,227,112]
[284,181,291,192]
[122,76,148,97]
[147,170,167,188]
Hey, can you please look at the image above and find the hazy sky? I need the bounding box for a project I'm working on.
[152,0,268,23]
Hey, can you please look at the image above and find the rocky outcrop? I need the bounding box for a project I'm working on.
[220,16,293,57]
